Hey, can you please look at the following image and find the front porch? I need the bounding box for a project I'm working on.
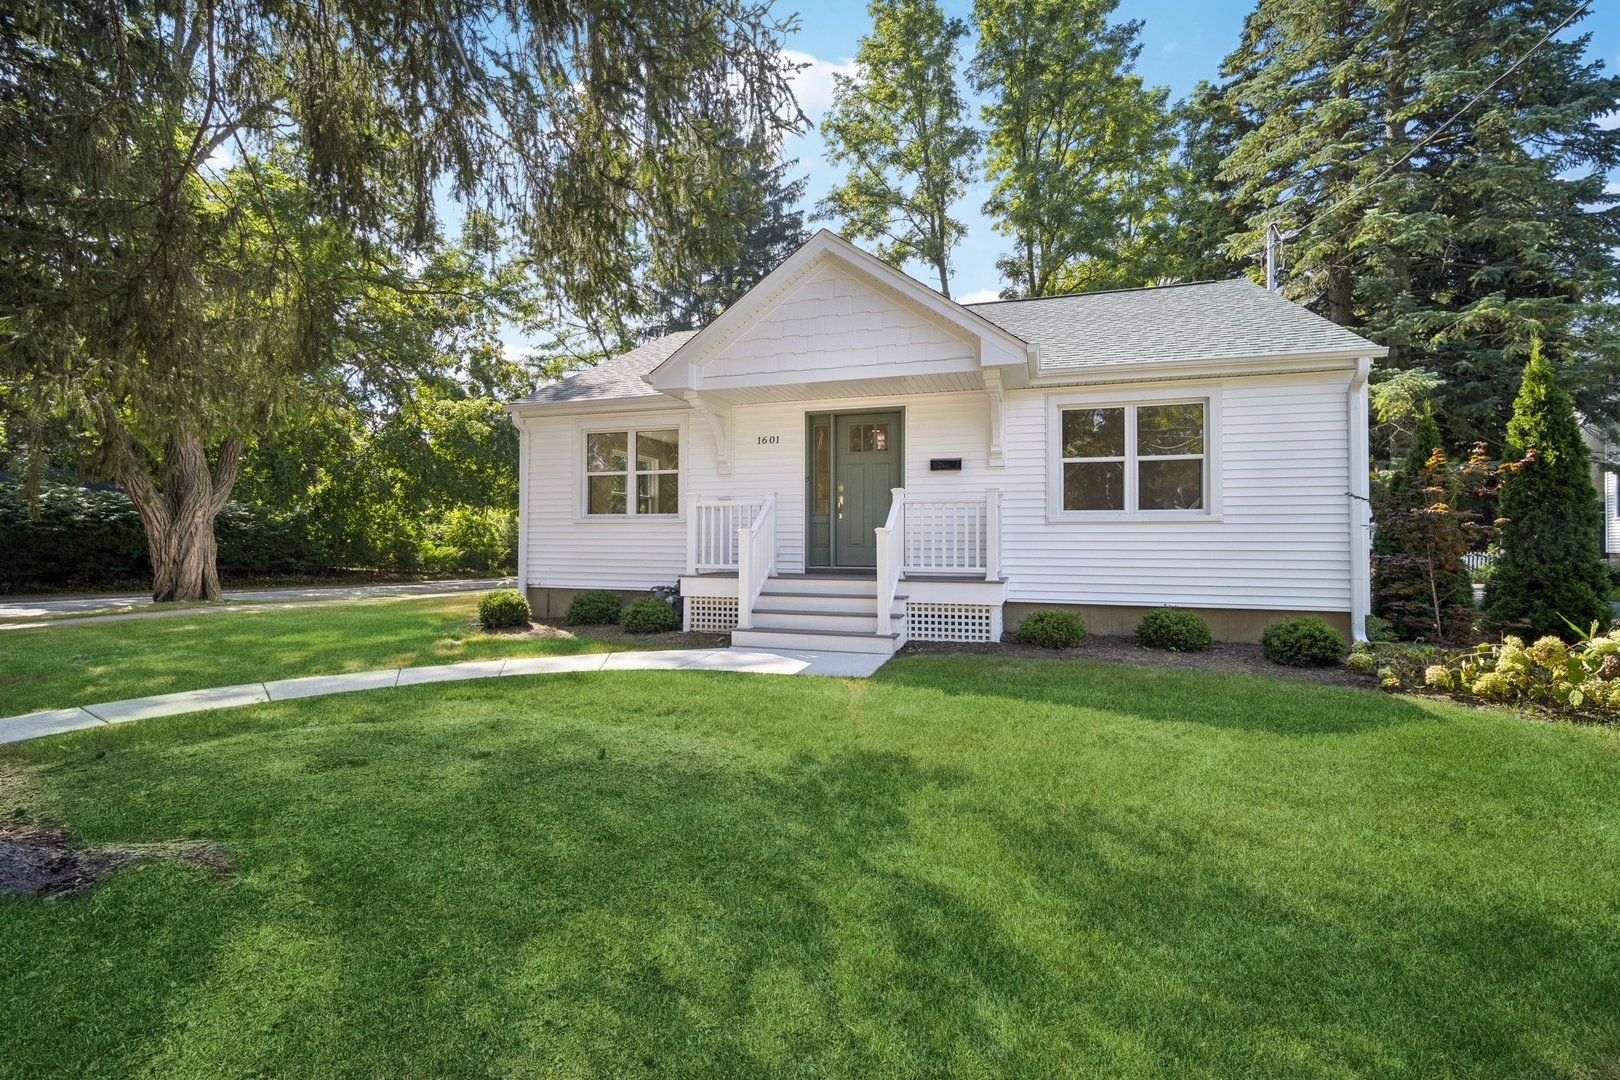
[680,489,1008,653]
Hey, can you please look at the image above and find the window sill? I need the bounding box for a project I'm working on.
[573,514,685,524]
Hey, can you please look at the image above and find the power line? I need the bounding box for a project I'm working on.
[1264,0,1593,288]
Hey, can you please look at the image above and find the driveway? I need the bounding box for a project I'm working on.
[0,577,516,622]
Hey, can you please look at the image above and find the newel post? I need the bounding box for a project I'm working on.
[685,491,699,576]
[985,487,1001,582]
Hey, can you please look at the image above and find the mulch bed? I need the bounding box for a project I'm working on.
[477,620,732,650]
[901,634,1379,689]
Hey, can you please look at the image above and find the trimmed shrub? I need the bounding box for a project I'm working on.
[565,590,624,626]
[1135,607,1212,652]
[621,594,680,633]
[1261,616,1346,667]
[478,589,531,631]
[1014,609,1086,649]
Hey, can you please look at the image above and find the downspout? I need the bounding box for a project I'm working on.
[1348,357,1372,641]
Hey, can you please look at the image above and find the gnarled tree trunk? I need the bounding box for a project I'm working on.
[117,430,244,603]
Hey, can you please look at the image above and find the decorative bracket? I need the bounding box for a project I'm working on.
[684,391,734,476]
[984,368,1007,468]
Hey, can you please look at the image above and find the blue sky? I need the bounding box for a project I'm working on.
[778,0,1620,303]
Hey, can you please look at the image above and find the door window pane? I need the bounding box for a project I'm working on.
[1139,459,1203,510]
[847,423,891,453]
[588,473,627,515]
[1137,404,1204,456]
[637,472,679,515]
[1064,462,1126,511]
[1062,408,1125,458]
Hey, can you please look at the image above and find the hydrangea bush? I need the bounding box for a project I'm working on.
[1352,620,1620,716]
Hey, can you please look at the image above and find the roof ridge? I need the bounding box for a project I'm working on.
[961,277,1250,306]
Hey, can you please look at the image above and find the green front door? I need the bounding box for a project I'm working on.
[832,411,902,568]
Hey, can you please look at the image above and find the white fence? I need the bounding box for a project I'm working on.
[689,498,766,573]
[902,489,1000,580]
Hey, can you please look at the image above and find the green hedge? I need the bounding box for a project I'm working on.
[0,483,322,588]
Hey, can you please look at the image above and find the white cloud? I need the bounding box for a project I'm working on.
[1162,41,1181,55]
[956,288,1003,304]
[1597,111,1620,131]
[783,50,859,116]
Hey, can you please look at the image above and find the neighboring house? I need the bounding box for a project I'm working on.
[506,230,1387,653]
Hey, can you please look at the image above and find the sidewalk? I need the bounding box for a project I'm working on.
[0,577,515,625]
[0,647,890,744]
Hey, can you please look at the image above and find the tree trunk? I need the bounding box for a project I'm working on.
[116,429,244,603]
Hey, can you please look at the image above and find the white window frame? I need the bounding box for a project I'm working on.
[573,415,688,522]
[1045,387,1222,522]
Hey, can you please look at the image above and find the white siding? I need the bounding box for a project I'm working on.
[999,372,1353,612]
[700,261,976,386]
[523,372,1356,614]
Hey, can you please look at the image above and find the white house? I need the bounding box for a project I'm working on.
[505,230,1387,653]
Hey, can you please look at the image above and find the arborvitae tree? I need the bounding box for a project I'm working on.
[1484,343,1611,640]
[969,0,1176,296]
[818,0,980,297]
[1214,0,1620,449]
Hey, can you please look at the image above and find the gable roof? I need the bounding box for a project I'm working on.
[507,330,697,407]
[967,277,1383,370]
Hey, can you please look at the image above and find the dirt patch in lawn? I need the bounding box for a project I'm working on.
[0,770,229,899]
[902,634,1378,689]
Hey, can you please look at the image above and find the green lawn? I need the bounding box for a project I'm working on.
[0,595,637,716]
[3,656,1618,1077]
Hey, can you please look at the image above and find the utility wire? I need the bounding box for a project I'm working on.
[1267,0,1593,260]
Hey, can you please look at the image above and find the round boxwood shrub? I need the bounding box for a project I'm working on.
[1015,609,1087,649]
[1135,607,1212,652]
[566,589,624,626]
[478,589,532,631]
[1260,615,1346,667]
[621,594,680,634]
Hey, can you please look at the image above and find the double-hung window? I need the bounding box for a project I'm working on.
[585,428,680,516]
[1060,402,1205,513]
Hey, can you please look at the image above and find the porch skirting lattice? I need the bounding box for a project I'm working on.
[906,602,994,643]
[688,596,740,633]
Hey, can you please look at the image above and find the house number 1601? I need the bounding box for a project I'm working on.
[756,435,780,445]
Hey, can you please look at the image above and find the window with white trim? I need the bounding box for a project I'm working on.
[585,428,679,515]
[1060,403,1205,512]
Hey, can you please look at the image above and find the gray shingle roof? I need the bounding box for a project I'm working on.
[966,276,1382,369]
[508,330,698,406]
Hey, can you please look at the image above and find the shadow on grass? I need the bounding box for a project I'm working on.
[875,652,1441,736]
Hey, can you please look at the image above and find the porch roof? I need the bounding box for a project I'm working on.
[507,331,696,408]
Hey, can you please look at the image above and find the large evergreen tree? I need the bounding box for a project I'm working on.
[818,0,980,297]
[970,0,1176,296]
[1484,342,1611,640]
[1213,0,1620,448]
[0,0,796,600]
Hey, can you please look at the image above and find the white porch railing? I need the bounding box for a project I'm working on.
[735,496,777,630]
[687,497,766,573]
[875,488,905,636]
[902,488,1000,581]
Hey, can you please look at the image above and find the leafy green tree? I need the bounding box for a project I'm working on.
[1155,82,1252,285]
[1484,342,1611,641]
[970,0,1177,296]
[0,0,795,600]
[1212,0,1620,449]
[818,0,980,297]
[645,132,809,333]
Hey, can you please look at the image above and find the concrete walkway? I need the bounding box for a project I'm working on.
[0,577,516,627]
[0,647,890,745]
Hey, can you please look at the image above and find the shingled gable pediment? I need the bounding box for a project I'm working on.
[644,230,1032,397]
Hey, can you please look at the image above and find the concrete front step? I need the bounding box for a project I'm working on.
[731,626,905,655]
